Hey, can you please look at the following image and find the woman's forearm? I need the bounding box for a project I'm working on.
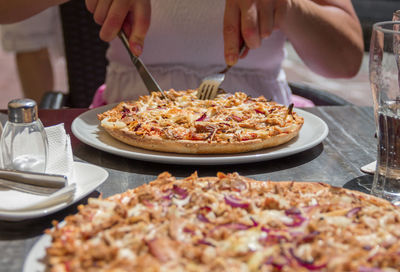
[0,0,68,24]
[280,0,364,78]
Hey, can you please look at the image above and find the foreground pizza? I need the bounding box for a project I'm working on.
[97,90,304,154]
[45,173,400,271]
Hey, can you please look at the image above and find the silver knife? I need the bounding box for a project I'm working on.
[0,178,60,195]
[0,168,67,188]
[118,31,168,100]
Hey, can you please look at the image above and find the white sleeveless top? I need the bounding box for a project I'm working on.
[104,0,291,105]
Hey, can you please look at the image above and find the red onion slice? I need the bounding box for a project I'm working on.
[346,207,362,217]
[162,191,173,200]
[264,255,288,270]
[250,217,259,227]
[196,206,212,223]
[196,113,207,122]
[285,207,301,215]
[300,231,320,243]
[121,106,130,118]
[284,208,306,227]
[183,227,195,234]
[224,194,249,209]
[220,222,251,231]
[172,184,188,199]
[197,213,210,223]
[197,239,215,247]
[261,227,271,233]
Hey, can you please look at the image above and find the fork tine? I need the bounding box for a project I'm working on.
[198,83,219,100]
[197,74,225,100]
[198,82,211,100]
[208,85,219,100]
[200,84,209,100]
[197,84,206,100]
[203,84,213,100]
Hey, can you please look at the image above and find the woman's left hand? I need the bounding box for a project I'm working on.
[223,0,286,65]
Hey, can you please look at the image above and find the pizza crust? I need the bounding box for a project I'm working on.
[102,124,301,154]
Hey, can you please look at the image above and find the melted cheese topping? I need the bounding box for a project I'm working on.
[98,89,304,142]
[45,173,400,271]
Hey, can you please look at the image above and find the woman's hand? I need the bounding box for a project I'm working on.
[85,0,151,56]
[223,0,287,66]
[223,0,364,78]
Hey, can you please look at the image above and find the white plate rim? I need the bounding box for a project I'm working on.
[0,162,108,221]
[72,105,329,165]
[23,232,50,272]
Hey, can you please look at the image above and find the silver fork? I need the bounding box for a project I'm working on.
[197,45,246,100]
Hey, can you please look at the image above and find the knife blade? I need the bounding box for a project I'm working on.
[118,31,168,100]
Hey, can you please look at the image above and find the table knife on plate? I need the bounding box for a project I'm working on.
[0,168,67,195]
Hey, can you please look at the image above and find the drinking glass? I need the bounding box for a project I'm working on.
[369,21,400,204]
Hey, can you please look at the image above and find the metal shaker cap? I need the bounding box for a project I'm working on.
[7,98,38,123]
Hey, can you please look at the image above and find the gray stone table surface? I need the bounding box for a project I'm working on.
[0,106,377,272]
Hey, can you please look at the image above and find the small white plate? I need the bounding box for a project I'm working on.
[72,105,329,165]
[0,162,108,221]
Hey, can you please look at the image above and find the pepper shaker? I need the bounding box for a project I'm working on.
[0,99,48,173]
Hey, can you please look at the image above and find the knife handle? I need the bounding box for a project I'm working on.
[118,31,138,64]
[117,31,169,100]
[0,168,67,188]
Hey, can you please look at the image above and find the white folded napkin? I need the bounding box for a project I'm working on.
[45,123,74,180]
[0,123,76,211]
[0,184,76,211]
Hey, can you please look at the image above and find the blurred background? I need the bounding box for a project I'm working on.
[0,0,397,109]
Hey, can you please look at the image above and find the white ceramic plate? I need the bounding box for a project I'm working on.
[0,162,108,221]
[72,105,329,165]
[23,232,50,272]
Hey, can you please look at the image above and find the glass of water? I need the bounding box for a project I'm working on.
[369,21,400,204]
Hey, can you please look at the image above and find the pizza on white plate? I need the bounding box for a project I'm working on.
[97,89,304,154]
[44,172,400,271]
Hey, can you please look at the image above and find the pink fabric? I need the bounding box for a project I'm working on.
[89,84,107,109]
[291,94,315,108]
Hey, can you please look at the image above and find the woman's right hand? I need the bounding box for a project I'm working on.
[85,0,151,56]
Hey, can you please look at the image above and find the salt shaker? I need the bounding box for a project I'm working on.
[0,99,48,173]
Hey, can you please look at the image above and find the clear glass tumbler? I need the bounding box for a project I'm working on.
[369,21,400,204]
[0,99,48,173]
